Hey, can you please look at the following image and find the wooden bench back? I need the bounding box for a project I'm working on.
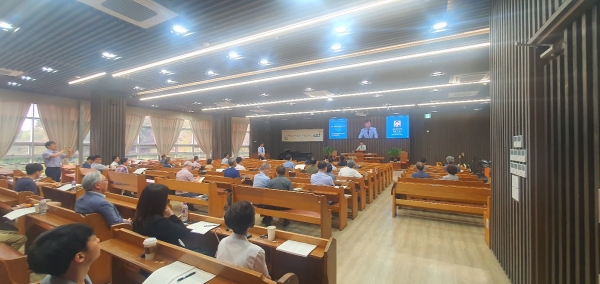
[288,177,311,184]
[398,177,490,188]
[154,178,223,217]
[0,187,32,205]
[397,182,491,204]
[145,170,176,179]
[0,243,28,284]
[232,185,328,213]
[107,171,147,195]
[203,175,241,190]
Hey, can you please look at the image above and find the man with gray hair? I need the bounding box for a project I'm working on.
[176,161,201,211]
[75,171,129,227]
[444,156,456,172]
[338,159,363,178]
[253,163,271,188]
[223,158,241,179]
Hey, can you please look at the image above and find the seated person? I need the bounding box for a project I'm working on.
[235,157,246,171]
[224,158,241,179]
[0,230,26,251]
[14,163,44,195]
[205,158,214,170]
[411,162,431,178]
[414,158,428,171]
[175,162,201,211]
[337,155,347,167]
[326,163,337,181]
[310,161,334,186]
[159,154,167,164]
[221,153,230,165]
[75,171,130,227]
[115,157,130,173]
[192,156,201,169]
[90,155,108,171]
[283,154,295,169]
[81,156,93,169]
[253,163,271,188]
[109,156,119,170]
[268,166,293,191]
[27,224,100,284]
[133,184,191,247]
[162,157,174,168]
[327,157,337,171]
[442,165,460,181]
[444,156,456,172]
[216,201,270,278]
[339,160,363,178]
[304,159,318,175]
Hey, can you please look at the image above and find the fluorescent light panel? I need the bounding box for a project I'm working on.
[113,0,399,77]
[141,42,490,101]
[68,72,107,84]
[202,81,488,110]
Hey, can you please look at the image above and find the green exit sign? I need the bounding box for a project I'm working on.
[424,113,431,119]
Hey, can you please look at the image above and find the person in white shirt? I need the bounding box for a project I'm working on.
[441,165,460,181]
[235,157,246,171]
[216,201,270,278]
[257,143,266,160]
[109,156,119,170]
[338,160,363,178]
[356,141,366,151]
[90,156,108,172]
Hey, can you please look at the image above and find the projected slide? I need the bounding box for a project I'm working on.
[329,118,348,139]
[386,115,410,138]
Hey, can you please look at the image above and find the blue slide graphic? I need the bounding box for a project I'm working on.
[386,115,410,138]
[329,118,348,139]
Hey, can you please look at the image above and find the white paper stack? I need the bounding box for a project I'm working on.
[142,261,215,284]
[57,184,74,191]
[294,164,306,170]
[3,207,36,220]
[187,221,220,234]
[133,168,148,174]
[216,169,224,172]
[276,240,317,257]
[197,177,205,183]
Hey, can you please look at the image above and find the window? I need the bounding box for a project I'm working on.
[1,104,49,169]
[237,125,250,158]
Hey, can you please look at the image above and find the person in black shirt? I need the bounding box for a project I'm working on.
[338,155,347,167]
[14,163,44,195]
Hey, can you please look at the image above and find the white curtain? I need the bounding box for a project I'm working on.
[125,114,145,155]
[37,104,90,154]
[0,102,30,159]
[150,117,184,156]
[231,117,249,157]
[190,118,213,158]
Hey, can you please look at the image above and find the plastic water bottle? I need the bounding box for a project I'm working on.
[39,199,47,214]
[71,180,77,189]
[181,203,188,222]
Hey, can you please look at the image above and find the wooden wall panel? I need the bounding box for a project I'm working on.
[212,114,232,160]
[491,0,599,283]
[90,90,125,162]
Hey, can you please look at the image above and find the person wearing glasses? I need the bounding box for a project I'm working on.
[75,171,130,227]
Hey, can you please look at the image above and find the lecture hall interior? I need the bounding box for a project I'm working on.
[0,0,598,283]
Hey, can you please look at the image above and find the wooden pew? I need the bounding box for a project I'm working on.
[397,177,490,188]
[484,196,491,248]
[104,192,138,219]
[100,228,298,284]
[232,185,332,239]
[187,213,336,284]
[107,171,147,196]
[0,243,28,284]
[144,169,176,180]
[336,177,367,209]
[154,178,225,218]
[295,183,351,230]
[0,187,33,214]
[40,186,83,210]
[392,182,491,218]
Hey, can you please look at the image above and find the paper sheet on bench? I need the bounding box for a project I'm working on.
[187,221,219,234]
[294,164,306,170]
[276,240,317,257]
[57,184,74,191]
[3,207,36,220]
[216,168,224,172]
[133,160,143,164]
[197,177,205,183]
[142,261,215,284]
[133,168,148,174]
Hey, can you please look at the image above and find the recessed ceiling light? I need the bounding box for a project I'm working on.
[259,59,271,66]
[373,94,382,97]
[68,72,107,84]
[393,113,399,114]
[383,103,392,106]
[151,105,159,108]
[160,70,174,75]
[134,86,145,90]
[172,25,188,34]
[288,102,296,105]
[330,43,343,52]
[304,88,314,92]
[431,110,438,113]
[473,108,481,110]
[192,102,202,105]
[360,80,371,85]
[431,88,440,92]
[259,93,269,97]
[21,76,35,81]
[166,79,177,84]
[12,27,20,33]
[431,71,444,76]
[305,117,312,120]
[188,110,195,113]
[223,98,232,102]
[433,22,448,30]
[0,22,12,29]
[7,82,21,86]
[228,52,242,60]
[102,52,117,58]
[206,70,218,76]
[333,26,349,36]
[42,67,58,73]
[327,97,334,101]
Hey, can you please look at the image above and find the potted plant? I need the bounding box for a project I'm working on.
[323,146,335,159]
[388,148,402,162]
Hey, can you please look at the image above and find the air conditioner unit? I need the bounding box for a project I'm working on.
[449,72,490,84]
[0,68,24,77]
[77,0,178,29]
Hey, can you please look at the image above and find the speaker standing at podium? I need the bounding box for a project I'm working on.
[356,141,366,151]
[258,143,266,160]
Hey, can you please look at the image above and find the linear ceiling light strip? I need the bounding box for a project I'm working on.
[202,81,490,110]
[112,0,400,78]
[140,42,490,101]
[68,72,107,84]
[136,28,489,95]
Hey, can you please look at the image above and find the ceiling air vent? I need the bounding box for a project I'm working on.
[449,72,490,84]
[304,90,334,98]
[77,0,178,29]
[448,91,479,98]
[0,68,24,77]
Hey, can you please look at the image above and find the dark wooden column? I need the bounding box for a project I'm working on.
[90,90,126,163]
[211,114,232,160]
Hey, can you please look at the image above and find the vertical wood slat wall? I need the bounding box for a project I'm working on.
[491,1,599,283]
[90,90,125,162]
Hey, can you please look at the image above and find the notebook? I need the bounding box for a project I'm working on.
[142,261,215,284]
[4,207,36,221]
[187,221,220,234]
[276,240,317,257]
[133,168,148,174]
[57,184,74,191]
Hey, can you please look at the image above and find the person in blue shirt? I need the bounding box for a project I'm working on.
[326,163,337,181]
[81,156,93,169]
[411,162,431,179]
[310,161,334,186]
[257,143,266,160]
[75,171,130,227]
[283,154,295,169]
[221,153,230,165]
[357,119,378,139]
[253,163,271,188]
[162,157,174,168]
[223,158,241,179]
[14,163,44,195]
[42,141,72,182]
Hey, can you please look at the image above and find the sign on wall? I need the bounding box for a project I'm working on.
[281,129,323,142]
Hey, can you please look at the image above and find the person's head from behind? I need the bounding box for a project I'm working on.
[286,154,292,161]
[93,155,102,164]
[119,157,129,166]
[446,165,458,175]
[228,158,236,167]
[86,156,94,163]
[305,159,313,165]
[44,141,57,150]
[276,166,286,176]
[364,120,372,129]
[134,184,169,225]
[112,156,119,163]
[236,157,243,165]
[420,158,427,164]
[339,155,346,162]
[28,224,99,278]
[416,162,425,171]
[224,201,255,235]
[223,153,229,159]
[207,158,213,165]
[82,171,107,193]
[25,163,44,178]
[160,154,166,160]
[259,162,271,174]
[164,157,171,164]
[347,160,356,169]
[328,157,334,164]
[193,156,199,162]
[446,156,455,164]
[183,161,193,170]
[327,163,333,173]
[317,161,327,172]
